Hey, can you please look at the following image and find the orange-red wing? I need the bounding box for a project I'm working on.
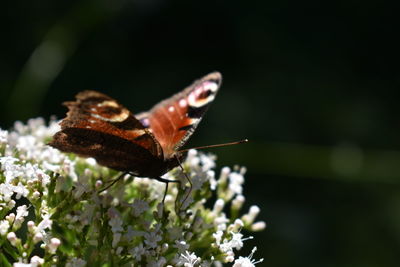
[141,72,222,158]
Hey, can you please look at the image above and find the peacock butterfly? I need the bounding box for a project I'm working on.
[49,72,222,181]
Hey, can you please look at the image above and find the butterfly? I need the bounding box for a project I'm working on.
[49,72,222,186]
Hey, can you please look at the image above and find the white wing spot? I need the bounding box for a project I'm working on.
[140,118,150,127]
[195,87,203,97]
[91,109,129,122]
[179,99,187,108]
[188,91,215,108]
[97,100,119,108]
[203,81,219,92]
[188,93,196,106]
[168,106,175,112]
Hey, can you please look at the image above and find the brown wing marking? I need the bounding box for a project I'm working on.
[54,90,162,158]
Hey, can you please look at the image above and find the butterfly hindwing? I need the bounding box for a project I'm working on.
[50,127,163,175]
[137,72,222,157]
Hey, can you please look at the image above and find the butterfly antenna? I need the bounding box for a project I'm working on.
[178,139,248,153]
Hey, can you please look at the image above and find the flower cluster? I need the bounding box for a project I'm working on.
[0,118,265,266]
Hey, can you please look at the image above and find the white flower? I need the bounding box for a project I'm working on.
[124,226,144,242]
[112,232,121,248]
[66,257,87,267]
[33,232,43,243]
[15,205,29,223]
[218,167,230,185]
[7,231,18,246]
[37,214,52,233]
[186,149,199,166]
[27,221,35,231]
[129,242,146,261]
[39,146,64,165]
[185,151,216,191]
[108,208,123,248]
[228,171,244,195]
[167,226,183,241]
[177,251,200,267]
[251,221,266,232]
[0,156,24,183]
[73,181,90,199]
[229,231,253,250]
[213,199,225,214]
[190,171,209,191]
[156,203,164,219]
[174,240,190,253]
[144,230,162,249]
[7,199,16,209]
[0,220,10,236]
[16,135,37,159]
[0,183,15,202]
[147,257,167,267]
[0,129,8,143]
[229,219,244,232]
[13,263,32,267]
[0,182,29,201]
[108,207,123,233]
[23,163,50,187]
[85,157,97,166]
[218,230,254,258]
[232,195,245,211]
[199,153,216,171]
[30,255,44,265]
[47,237,61,254]
[232,247,264,267]
[14,182,30,200]
[6,213,15,223]
[242,205,261,225]
[131,199,149,217]
[214,213,229,231]
[213,230,223,246]
[62,158,78,182]
[41,161,60,173]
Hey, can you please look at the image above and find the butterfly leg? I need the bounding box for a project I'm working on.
[153,177,181,203]
[98,171,129,193]
[174,155,193,209]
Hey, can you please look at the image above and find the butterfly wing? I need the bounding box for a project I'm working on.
[49,90,164,175]
[136,72,222,158]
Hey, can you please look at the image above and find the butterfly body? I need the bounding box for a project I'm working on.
[49,72,222,179]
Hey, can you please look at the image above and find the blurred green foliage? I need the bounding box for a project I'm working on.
[1,1,399,266]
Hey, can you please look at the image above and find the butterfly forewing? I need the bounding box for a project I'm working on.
[49,90,164,172]
[59,90,161,156]
[140,72,222,157]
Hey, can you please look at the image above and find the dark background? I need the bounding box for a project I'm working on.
[1,1,400,266]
